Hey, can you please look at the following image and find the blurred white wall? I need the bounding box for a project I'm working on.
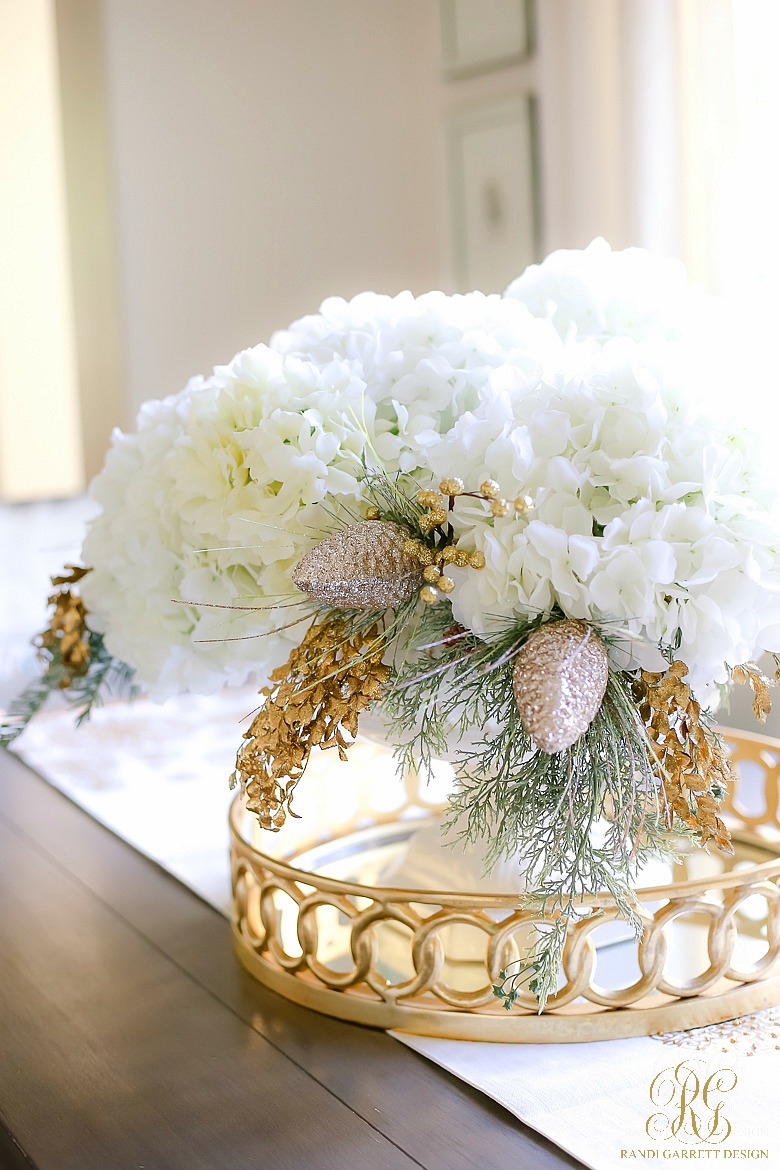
[9,0,767,494]
[534,0,684,258]
[0,0,84,500]
[101,0,445,416]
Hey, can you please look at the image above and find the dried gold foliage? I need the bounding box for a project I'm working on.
[234,617,390,831]
[633,660,733,853]
[732,661,773,722]
[39,565,91,687]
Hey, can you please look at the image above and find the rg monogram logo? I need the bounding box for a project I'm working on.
[646,1060,737,1145]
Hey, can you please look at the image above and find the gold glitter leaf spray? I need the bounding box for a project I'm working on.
[292,520,423,610]
[233,616,390,831]
[512,619,609,753]
[633,661,733,852]
[732,660,774,722]
[41,565,92,686]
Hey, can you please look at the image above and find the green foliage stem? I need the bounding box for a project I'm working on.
[380,607,683,1010]
[0,631,137,748]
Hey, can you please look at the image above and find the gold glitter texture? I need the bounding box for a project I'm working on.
[405,475,530,603]
[512,619,609,754]
[633,661,733,852]
[653,1006,780,1056]
[402,537,484,606]
[732,660,773,722]
[292,520,422,610]
[40,565,91,687]
[234,616,389,831]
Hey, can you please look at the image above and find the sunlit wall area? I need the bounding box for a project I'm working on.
[0,0,84,501]
[54,0,124,481]
[3,0,780,501]
[720,0,780,310]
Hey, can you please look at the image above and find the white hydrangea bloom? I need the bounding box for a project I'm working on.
[504,237,716,345]
[272,289,564,474]
[82,345,370,697]
[422,338,780,692]
[82,293,563,697]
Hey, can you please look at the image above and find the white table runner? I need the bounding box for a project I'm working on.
[393,1024,779,1169]
[10,697,780,1170]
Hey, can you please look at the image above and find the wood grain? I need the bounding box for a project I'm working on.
[0,1119,39,1170]
[0,816,417,1170]
[0,748,583,1169]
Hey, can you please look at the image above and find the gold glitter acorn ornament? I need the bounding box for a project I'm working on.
[512,619,609,753]
[293,519,423,610]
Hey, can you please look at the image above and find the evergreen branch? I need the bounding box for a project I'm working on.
[0,631,137,748]
[380,613,686,1010]
[0,664,69,747]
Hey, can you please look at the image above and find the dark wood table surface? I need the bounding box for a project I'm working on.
[0,749,584,1170]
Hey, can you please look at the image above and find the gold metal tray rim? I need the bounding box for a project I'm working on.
[229,726,780,1041]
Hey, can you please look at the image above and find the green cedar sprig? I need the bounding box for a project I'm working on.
[0,630,137,748]
[380,607,684,1011]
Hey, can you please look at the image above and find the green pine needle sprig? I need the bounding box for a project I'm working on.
[0,630,137,748]
[380,606,684,1011]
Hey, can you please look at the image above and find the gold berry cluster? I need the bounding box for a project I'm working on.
[396,476,534,606]
[474,479,534,519]
[402,537,485,605]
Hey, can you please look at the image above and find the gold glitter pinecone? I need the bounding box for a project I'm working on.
[293,519,423,610]
[512,619,609,754]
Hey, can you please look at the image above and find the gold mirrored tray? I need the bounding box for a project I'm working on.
[230,728,780,1041]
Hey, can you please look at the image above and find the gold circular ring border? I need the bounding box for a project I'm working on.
[229,726,780,1042]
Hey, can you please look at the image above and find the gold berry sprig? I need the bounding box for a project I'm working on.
[418,477,533,530]
[400,477,534,606]
[402,537,484,605]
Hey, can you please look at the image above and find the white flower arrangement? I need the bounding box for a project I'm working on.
[6,239,780,1008]
[81,290,564,696]
[77,249,780,697]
